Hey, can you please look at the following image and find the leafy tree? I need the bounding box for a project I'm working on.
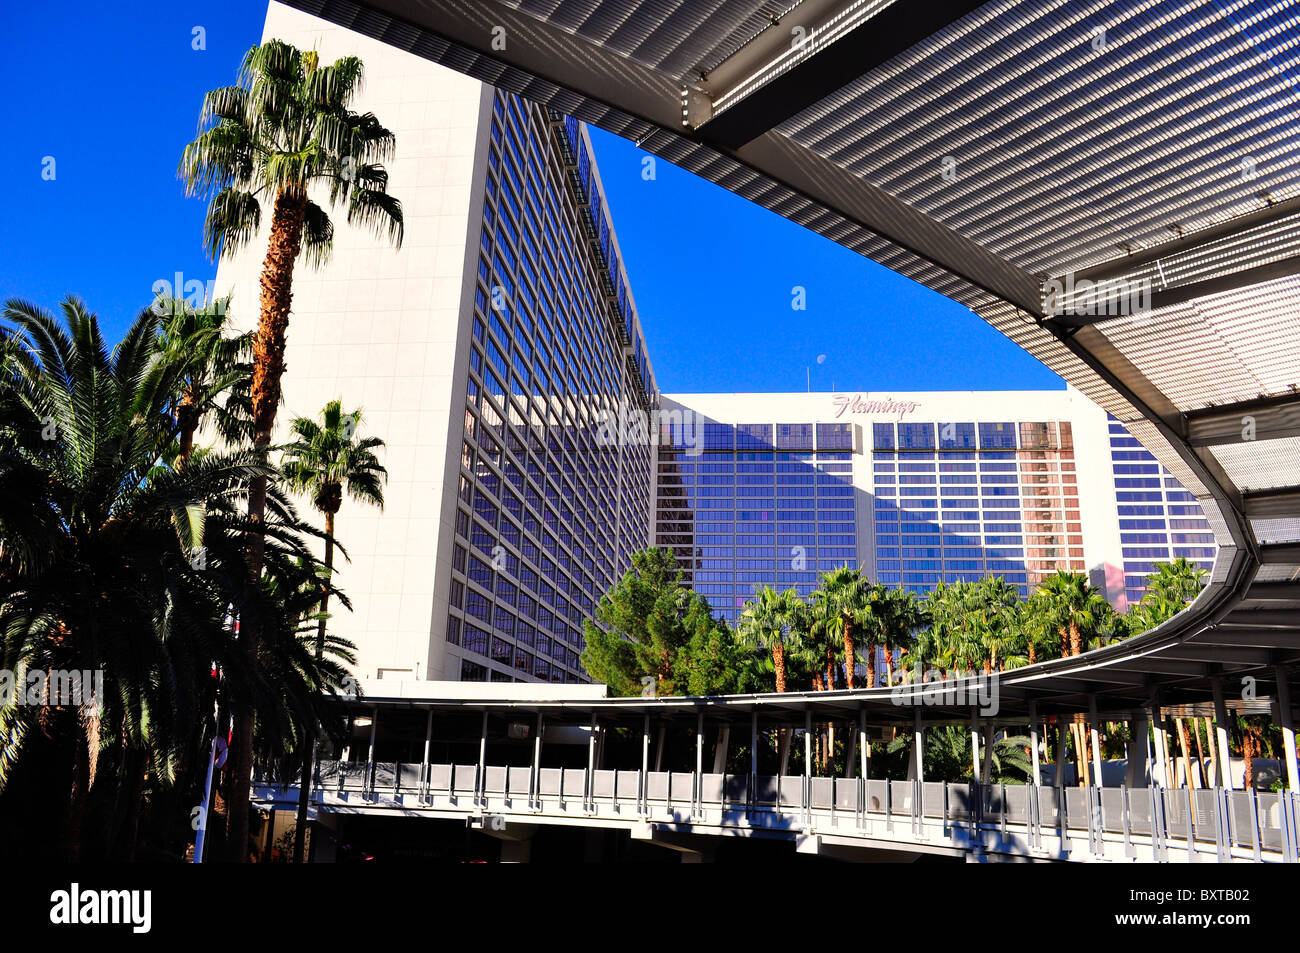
[180,39,404,859]
[580,548,742,696]
[679,615,770,697]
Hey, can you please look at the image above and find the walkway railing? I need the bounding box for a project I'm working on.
[253,761,1298,863]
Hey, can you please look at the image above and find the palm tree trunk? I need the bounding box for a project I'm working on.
[123,756,147,863]
[1069,621,1082,657]
[294,511,336,863]
[1243,726,1256,790]
[1028,642,1036,665]
[1202,716,1217,788]
[825,646,835,691]
[843,619,856,689]
[773,642,787,693]
[228,186,308,862]
[865,641,876,688]
[1175,717,1195,789]
[64,707,91,861]
[177,392,199,463]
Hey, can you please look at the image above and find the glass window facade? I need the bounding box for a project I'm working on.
[872,419,1082,598]
[444,92,654,682]
[655,421,858,622]
[1107,415,1215,606]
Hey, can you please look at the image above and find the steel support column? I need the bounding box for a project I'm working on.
[1028,700,1042,787]
[586,714,598,812]
[914,710,924,785]
[365,706,378,799]
[1275,666,1299,794]
[1089,696,1105,788]
[695,712,704,818]
[420,708,433,801]
[804,709,813,827]
[640,713,649,817]
[859,707,869,780]
[1149,703,1171,788]
[475,709,488,807]
[531,712,544,810]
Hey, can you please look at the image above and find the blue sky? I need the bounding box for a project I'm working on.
[1,1,1063,395]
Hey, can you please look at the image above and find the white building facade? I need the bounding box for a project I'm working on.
[215,3,656,684]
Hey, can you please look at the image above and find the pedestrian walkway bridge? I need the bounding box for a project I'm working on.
[256,758,1296,863]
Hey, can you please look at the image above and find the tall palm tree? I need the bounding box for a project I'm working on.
[280,400,386,862]
[969,576,1022,673]
[916,581,957,676]
[800,592,842,691]
[814,567,866,688]
[738,587,804,693]
[1029,571,1111,785]
[180,39,403,859]
[1029,570,1111,658]
[878,586,922,686]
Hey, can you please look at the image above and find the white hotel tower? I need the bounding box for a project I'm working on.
[215,3,1215,685]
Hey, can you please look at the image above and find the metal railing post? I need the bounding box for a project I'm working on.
[1121,785,1133,859]
[531,712,544,812]
[474,710,488,809]
[640,713,649,819]
[1213,786,1229,863]
[1249,787,1262,862]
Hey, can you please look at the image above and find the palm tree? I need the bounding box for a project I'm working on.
[280,400,386,862]
[738,587,804,693]
[1015,599,1056,666]
[800,587,842,691]
[180,39,403,859]
[0,296,352,862]
[916,581,957,676]
[1029,570,1111,658]
[969,577,1022,673]
[878,586,921,686]
[1127,558,1207,634]
[0,297,268,858]
[1028,571,1112,785]
[150,296,252,464]
[814,567,866,688]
